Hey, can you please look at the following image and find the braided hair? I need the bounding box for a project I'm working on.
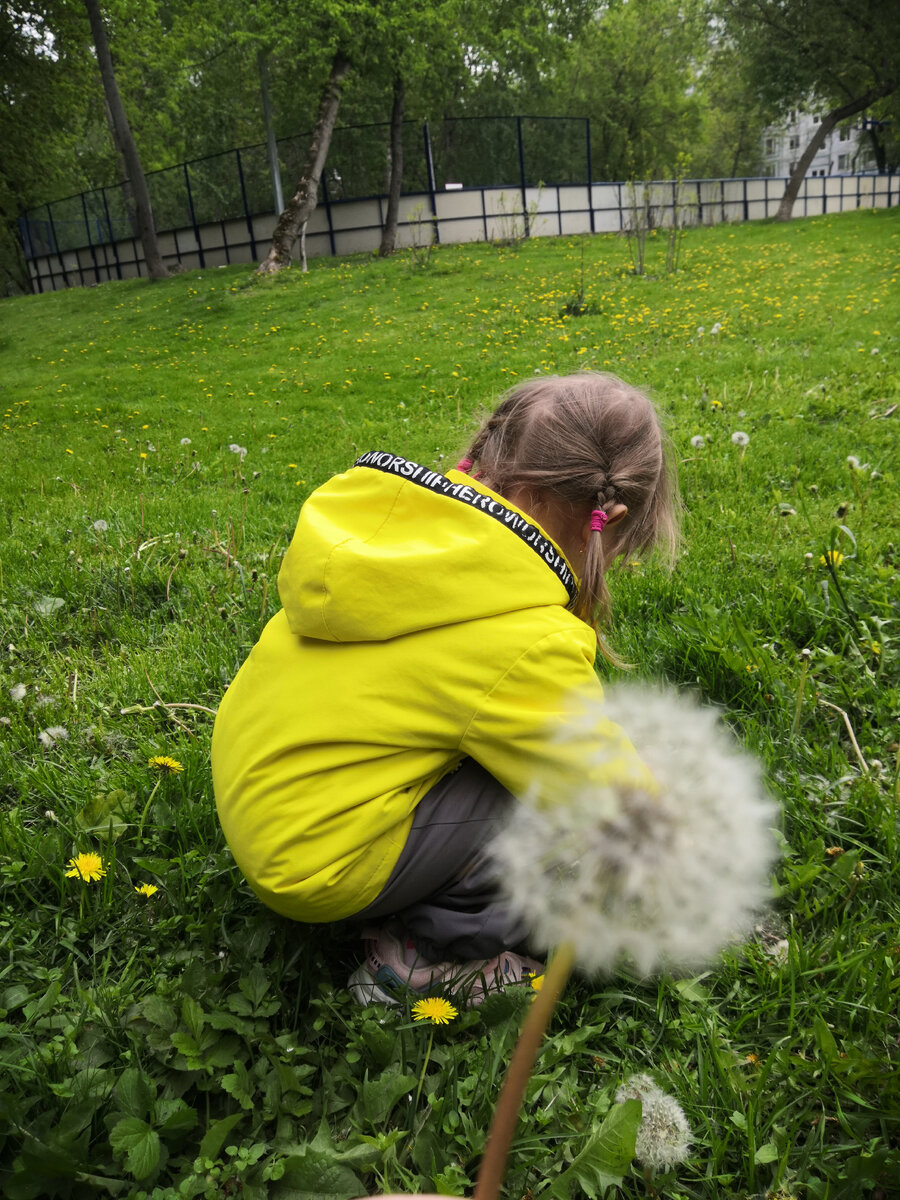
[455,372,680,638]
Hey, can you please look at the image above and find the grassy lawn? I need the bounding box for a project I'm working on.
[0,209,898,1199]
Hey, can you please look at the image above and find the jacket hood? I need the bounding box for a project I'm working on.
[278,451,579,642]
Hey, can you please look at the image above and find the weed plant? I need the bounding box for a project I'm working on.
[0,210,897,1199]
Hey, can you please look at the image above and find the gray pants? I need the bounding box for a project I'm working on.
[352,758,529,960]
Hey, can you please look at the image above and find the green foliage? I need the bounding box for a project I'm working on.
[0,211,898,1198]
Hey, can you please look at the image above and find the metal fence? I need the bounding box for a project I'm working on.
[18,114,900,292]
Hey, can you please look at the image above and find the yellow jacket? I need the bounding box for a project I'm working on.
[212,452,647,922]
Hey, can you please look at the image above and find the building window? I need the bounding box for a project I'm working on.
[765,138,775,155]
[789,136,799,149]
[838,153,850,171]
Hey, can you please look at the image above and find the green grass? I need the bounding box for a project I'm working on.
[1,209,898,1199]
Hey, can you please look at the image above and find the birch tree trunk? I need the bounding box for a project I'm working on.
[379,74,406,256]
[83,0,168,279]
[258,51,351,274]
[775,88,892,221]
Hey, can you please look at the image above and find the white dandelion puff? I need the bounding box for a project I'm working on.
[690,435,706,449]
[92,519,108,532]
[38,725,68,748]
[731,431,750,447]
[710,322,722,335]
[846,455,860,469]
[180,437,192,446]
[616,1074,692,1172]
[490,683,778,975]
[9,683,27,702]
[228,443,248,459]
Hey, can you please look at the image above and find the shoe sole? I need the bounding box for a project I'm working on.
[347,964,402,1007]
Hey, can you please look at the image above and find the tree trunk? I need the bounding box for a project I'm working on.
[257,48,284,215]
[83,0,168,279]
[865,125,887,174]
[258,51,351,274]
[775,88,893,221]
[379,74,405,257]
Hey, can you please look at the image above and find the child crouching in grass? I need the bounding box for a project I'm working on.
[212,371,679,1006]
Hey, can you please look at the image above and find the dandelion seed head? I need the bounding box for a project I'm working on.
[731,431,750,447]
[9,683,26,702]
[846,455,860,469]
[38,725,68,748]
[690,435,705,449]
[617,1074,692,1172]
[180,437,192,445]
[92,519,108,532]
[491,684,778,976]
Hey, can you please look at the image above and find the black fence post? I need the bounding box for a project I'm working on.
[45,203,70,289]
[183,162,206,268]
[516,117,529,237]
[321,173,337,256]
[235,148,258,261]
[743,178,749,222]
[423,120,440,243]
[80,192,100,285]
[585,118,594,233]
[101,187,123,279]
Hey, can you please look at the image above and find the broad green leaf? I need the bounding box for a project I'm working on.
[547,1099,640,1199]
[116,1067,155,1118]
[277,1147,364,1199]
[155,1098,198,1136]
[355,1067,419,1127]
[222,1061,256,1110]
[754,1142,779,1164]
[198,1111,245,1161]
[109,1116,162,1180]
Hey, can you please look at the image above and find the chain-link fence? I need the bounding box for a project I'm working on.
[18,116,590,261]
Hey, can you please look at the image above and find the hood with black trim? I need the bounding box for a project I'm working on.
[278,452,578,642]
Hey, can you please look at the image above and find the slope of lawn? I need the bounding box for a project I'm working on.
[0,208,898,1199]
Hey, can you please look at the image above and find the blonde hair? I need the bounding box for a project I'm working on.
[458,372,680,639]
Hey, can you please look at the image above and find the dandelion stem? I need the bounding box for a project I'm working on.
[474,941,576,1200]
[414,1025,435,1109]
[792,653,811,737]
[818,698,868,774]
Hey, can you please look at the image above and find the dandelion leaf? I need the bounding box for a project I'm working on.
[76,790,135,838]
[198,1111,245,1161]
[276,1145,364,1200]
[548,1099,640,1199]
[354,1065,419,1127]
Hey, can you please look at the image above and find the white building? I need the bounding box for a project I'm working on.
[762,109,876,177]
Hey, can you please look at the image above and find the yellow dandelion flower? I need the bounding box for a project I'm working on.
[411,997,458,1025]
[148,755,184,774]
[65,852,106,882]
[819,551,843,567]
[530,974,545,992]
[135,883,159,897]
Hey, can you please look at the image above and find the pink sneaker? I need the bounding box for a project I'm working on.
[348,925,544,1008]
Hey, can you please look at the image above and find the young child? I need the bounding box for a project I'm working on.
[211,372,679,1006]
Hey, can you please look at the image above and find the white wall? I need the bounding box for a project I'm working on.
[27,174,899,292]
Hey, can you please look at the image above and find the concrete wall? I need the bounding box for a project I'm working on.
[27,173,899,293]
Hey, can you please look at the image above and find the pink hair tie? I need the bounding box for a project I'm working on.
[456,456,473,472]
[590,509,609,532]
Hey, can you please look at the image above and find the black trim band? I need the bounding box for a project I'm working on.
[354,451,578,604]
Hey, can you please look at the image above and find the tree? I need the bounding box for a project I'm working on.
[82,0,169,277]
[720,0,900,219]
[259,49,351,272]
